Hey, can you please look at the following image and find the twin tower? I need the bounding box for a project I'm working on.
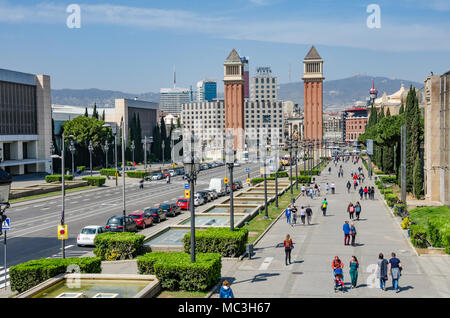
[223,46,324,150]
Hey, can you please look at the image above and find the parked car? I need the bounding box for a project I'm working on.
[77,225,105,247]
[194,194,204,206]
[159,203,181,217]
[235,180,243,189]
[196,190,211,203]
[151,173,163,180]
[176,198,190,210]
[162,171,170,178]
[205,189,218,200]
[209,178,226,196]
[168,169,176,177]
[143,207,167,223]
[128,211,153,229]
[207,163,212,169]
[105,216,138,232]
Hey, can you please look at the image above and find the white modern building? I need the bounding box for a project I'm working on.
[0,68,52,175]
[159,88,190,114]
[250,67,278,102]
[196,79,217,102]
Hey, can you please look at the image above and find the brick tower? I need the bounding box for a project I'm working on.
[224,49,245,153]
[302,46,324,146]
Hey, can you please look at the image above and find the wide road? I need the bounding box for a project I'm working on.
[0,163,260,288]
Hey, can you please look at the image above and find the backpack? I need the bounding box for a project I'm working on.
[349,206,354,212]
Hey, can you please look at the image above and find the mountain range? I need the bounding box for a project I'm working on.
[51,75,423,111]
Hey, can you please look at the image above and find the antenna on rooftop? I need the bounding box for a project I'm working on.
[173,65,176,89]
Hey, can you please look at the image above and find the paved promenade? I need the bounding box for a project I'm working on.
[213,160,450,298]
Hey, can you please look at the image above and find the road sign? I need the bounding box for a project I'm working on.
[185,190,190,199]
[58,225,68,240]
[246,178,251,185]
[246,168,250,173]
[260,168,264,174]
[1,218,10,230]
[184,184,190,190]
[224,177,229,184]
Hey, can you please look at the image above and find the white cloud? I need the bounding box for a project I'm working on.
[0,1,448,52]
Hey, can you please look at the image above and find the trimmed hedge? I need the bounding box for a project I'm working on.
[93,232,145,261]
[298,169,320,175]
[100,169,120,177]
[45,175,74,183]
[427,217,450,252]
[380,188,393,195]
[184,227,248,257]
[77,166,86,172]
[410,225,428,248]
[137,252,221,291]
[380,176,397,184]
[251,175,312,185]
[127,171,148,178]
[270,171,288,178]
[82,177,106,187]
[385,193,399,207]
[9,257,101,293]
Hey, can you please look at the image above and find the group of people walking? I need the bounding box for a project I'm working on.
[347,202,362,220]
[285,204,313,226]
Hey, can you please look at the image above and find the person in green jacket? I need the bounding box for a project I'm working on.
[349,256,359,288]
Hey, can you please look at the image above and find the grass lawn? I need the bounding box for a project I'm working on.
[409,206,450,229]
[9,186,98,203]
[243,186,302,243]
[156,290,209,298]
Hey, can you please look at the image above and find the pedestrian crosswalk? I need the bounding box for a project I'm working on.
[46,250,90,259]
[0,267,10,289]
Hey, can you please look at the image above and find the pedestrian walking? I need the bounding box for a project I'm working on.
[343,221,351,246]
[346,181,351,193]
[332,256,345,292]
[291,205,297,226]
[301,184,306,196]
[325,183,329,194]
[349,256,359,288]
[328,167,331,175]
[300,206,306,225]
[321,198,328,216]
[363,186,368,199]
[309,187,314,199]
[306,205,313,224]
[139,178,144,189]
[350,222,357,246]
[166,175,170,184]
[285,206,291,225]
[358,186,364,200]
[371,186,375,200]
[331,183,336,194]
[219,280,235,298]
[389,253,403,293]
[355,202,361,220]
[353,179,358,190]
[347,203,355,220]
[284,234,294,265]
[377,253,389,291]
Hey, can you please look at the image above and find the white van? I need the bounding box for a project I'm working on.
[209,178,226,196]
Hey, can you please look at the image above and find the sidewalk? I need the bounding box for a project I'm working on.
[210,160,450,298]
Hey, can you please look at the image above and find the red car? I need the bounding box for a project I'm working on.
[162,171,170,178]
[176,198,189,210]
[128,211,153,229]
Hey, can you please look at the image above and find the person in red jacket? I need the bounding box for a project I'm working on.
[284,234,294,265]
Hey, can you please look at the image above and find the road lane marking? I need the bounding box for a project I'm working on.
[259,257,274,270]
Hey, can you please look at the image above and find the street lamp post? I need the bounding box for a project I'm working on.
[225,133,235,230]
[272,142,279,208]
[184,132,199,263]
[69,140,75,177]
[104,140,109,169]
[294,139,298,190]
[162,140,165,166]
[131,140,135,168]
[289,125,293,195]
[88,140,93,177]
[103,124,118,187]
[121,120,126,232]
[0,167,12,290]
[50,141,55,175]
[52,133,74,259]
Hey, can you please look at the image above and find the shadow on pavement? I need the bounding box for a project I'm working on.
[232,273,281,285]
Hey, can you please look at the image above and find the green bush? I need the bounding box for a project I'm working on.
[385,193,399,207]
[251,175,312,185]
[377,183,385,189]
[380,176,397,184]
[270,171,288,178]
[290,176,313,184]
[410,225,428,248]
[380,188,393,195]
[184,228,248,257]
[45,175,74,183]
[298,169,320,175]
[93,232,145,261]
[82,177,106,187]
[127,171,147,178]
[375,171,385,175]
[9,257,101,293]
[77,166,86,172]
[427,217,450,250]
[100,169,120,177]
[137,252,221,291]
[394,203,407,216]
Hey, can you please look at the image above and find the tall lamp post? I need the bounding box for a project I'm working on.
[272,141,279,208]
[294,139,298,190]
[0,167,12,290]
[184,132,200,263]
[49,141,55,175]
[289,124,293,195]
[88,140,94,177]
[121,120,126,232]
[131,140,135,167]
[103,124,118,187]
[104,140,109,169]
[225,133,235,230]
[69,140,75,177]
[162,139,165,168]
[52,133,74,258]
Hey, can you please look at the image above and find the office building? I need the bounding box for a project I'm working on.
[159,88,190,114]
[196,79,217,102]
[250,67,278,102]
[343,108,368,142]
[241,56,250,99]
[0,68,52,175]
[423,71,449,206]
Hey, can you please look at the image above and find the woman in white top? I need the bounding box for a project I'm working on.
[300,207,307,225]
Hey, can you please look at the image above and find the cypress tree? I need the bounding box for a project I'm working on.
[413,153,423,199]
[399,103,405,114]
[405,86,415,192]
[102,110,105,121]
[84,107,89,117]
[378,107,385,121]
[386,108,391,117]
[92,103,99,119]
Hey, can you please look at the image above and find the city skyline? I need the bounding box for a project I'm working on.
[0,0,449,93]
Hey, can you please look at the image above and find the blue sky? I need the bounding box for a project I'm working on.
[0,0,449,93]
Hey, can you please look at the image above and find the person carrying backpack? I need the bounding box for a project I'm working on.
[355,202,362,220]
[321,198,328,216]
[219,280,235,298]
[346,181,351,193]
[284,234,294,265]
[348,203,355,220]
[358,186,364,200]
